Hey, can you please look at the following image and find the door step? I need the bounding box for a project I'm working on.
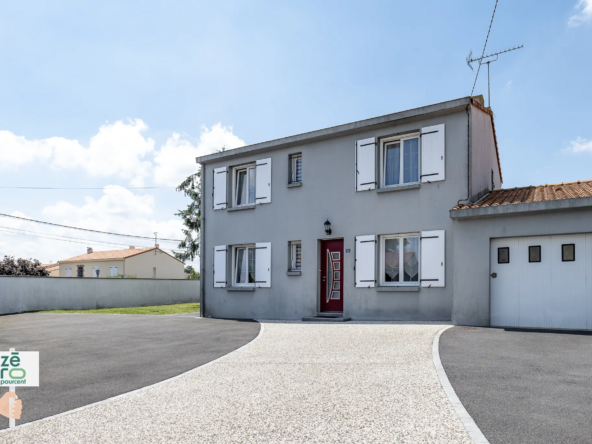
[302,313,351,322]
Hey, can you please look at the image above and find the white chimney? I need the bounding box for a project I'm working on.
[129,246,135,250]
[87,247,93,254]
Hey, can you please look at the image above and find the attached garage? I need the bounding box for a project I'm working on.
[450,179,592,330]
[490,234,592,330]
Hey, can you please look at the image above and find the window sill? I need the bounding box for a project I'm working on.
[287,182,302,188]
[287,270,301,276]
[377,183,420,194]
[228,205,256,212]
[227,286,255,292]
[376,286,420,292]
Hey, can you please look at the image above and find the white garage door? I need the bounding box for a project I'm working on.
[490,234,592,330]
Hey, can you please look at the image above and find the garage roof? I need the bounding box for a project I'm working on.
[453,180,592,210]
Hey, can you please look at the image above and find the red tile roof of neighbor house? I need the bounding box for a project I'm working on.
[40,263,59,272]
[59,247,184,264]
[452,180,592,210]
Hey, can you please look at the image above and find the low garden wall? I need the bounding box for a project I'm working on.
[0,276,200,315]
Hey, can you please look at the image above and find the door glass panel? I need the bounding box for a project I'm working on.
[330,291,340,300]
[562,244,575,262]
[385,142,400,186]
[403,138,419,183]
[384,238,400,282]
[403,237,419,282]
[327,250,333,302]
[498,247,510,264]
[529,246,541,263]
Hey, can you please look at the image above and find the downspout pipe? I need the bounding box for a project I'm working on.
[457,103,472,206]
[199,162,206,317]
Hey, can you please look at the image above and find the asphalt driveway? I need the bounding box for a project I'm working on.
[0,312,260,430]
[440,326,592,444]
[1,322,472,444]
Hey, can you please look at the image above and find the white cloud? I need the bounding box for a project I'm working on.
[0,119,155,186]
[154,123,245,186]
[567,136,592,152]
[568,0,592,27]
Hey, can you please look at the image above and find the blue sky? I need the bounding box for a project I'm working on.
[0,0,591,264]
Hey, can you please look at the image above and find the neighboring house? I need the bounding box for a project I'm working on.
[58,246,185,279]
[40,263,59,277]
[195,96,592,331]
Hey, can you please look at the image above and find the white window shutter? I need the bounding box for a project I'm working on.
[355,137,376,191]
[421,124,445,182]
[213,167,228,210]
[355,235,376,287]
[420,230,445,287]
[65,267,71,277]
[213,245,227,288]
[255,242,271,287]
[255,158,272,204]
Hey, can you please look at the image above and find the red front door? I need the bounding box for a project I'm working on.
[320,239,344,312]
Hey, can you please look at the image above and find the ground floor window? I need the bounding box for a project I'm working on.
[289,241,301,271]
[65,267,72,277]
[234,245,256,286]
[110,266,118,276]
[77,265,84,278]
[93,266,100,278]
[380,234,419,285]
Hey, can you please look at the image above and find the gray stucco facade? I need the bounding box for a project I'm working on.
[197,97,503,321]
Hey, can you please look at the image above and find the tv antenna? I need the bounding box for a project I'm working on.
[466,45,523,108]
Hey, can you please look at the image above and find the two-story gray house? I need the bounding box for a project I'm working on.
[196,96,501,321]
[196,96,592,329]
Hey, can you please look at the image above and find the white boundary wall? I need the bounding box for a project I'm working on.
[0,277,200,315]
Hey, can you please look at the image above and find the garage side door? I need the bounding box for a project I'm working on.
[490,234,592,330]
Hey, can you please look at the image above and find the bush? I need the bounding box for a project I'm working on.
[0,256,49,276]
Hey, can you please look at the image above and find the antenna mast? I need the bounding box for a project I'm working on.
[466,45,523,108]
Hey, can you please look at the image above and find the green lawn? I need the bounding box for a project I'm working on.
[42,302,200,315]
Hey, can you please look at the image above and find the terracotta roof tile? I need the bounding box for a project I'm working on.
[452,179,592,210]
[59,248,154,262]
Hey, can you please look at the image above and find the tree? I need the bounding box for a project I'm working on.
[184,265,195,274]
[0,256,49,276]
[174,169,201,262]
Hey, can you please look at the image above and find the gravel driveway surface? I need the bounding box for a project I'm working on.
[0,322,470,444]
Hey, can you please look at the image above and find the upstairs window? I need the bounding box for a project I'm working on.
[289,154,302,184]
[234,165,256,206]
[234,245,256,286]
[289,241,302,271]
[382,134,419,188]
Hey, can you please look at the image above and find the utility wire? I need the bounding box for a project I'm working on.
[0,225,153,249]
[0,213,182,243]
[470,0,499,97]
[0,186,175,190]
[0,229,178,254]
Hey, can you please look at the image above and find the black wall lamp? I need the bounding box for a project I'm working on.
[324,219,332,235]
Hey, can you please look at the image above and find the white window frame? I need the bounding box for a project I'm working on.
[232,164,257,207]
[289,153,302,184]
[289,241,302,271]
[379,233,420,287]
[110,266,118,277]
[232,244,256,287]
[380,132,420,188]
[65,267,72,277]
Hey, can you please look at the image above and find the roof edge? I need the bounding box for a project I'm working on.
[196,97,472,164]
[450,195,592,219]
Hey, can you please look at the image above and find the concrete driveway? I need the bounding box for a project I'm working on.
[1,322,471,443]
[0,312,260,430]
[440,326,592,444]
